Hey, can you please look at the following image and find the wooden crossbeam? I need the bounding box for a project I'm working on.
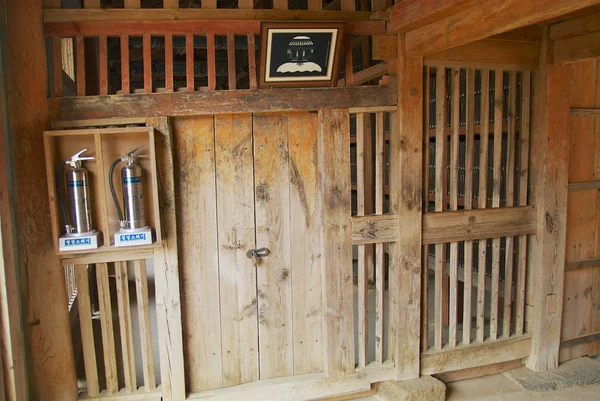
[49,86,397,122]
[388,0,472,33]
[554,31,600,64]
[404,0,600,56]
[549,10,600,40]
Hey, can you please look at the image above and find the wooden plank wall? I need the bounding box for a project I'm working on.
[560,59,600,361]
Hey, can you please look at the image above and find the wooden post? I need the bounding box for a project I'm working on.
[148,118,186,400]
[318,109,355,378]
[526,26,570,372]
[392,36,423,379]
[5,0,78,400]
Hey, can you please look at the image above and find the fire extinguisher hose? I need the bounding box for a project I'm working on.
[109,158,124,222]
[55,161,69,228]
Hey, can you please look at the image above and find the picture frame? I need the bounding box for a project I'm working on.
[259,22,345,89]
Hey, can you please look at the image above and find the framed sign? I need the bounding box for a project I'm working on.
[259,22,345,88]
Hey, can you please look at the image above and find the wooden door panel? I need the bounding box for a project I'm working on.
[215,114,259,387]
[173,115,223,392]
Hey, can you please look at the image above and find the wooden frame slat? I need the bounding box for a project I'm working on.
[448,68,460,348]
[134,260,156,390]
[75,265,99,396]
[247,34,257,89]
[186,34,194,92]
[96,263,118,394]
[422,66,430,353]
[124,0,141,8]
[344,35,353,86]
[76,36,85,96]
[164,0,179,7]
[143,34,152,94]
[515,71,531,336]
[120,35,130,94]
[207,33,216,90]
[490,70,503,341]
[115,261,137,392]
[165,33,174,92]
[434,66,446,350]
[463,68,475,345]
[503,71,517,338]
[52,37,62,97]
[356,113,368,369]
[273,0,289,9]
[227,33,236,90]
[99,35,108,95]
[84,0,100,8]
[476,69,490,343]
[375,111,385,363]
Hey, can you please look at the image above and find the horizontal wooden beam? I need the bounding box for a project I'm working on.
[422,206,536,245]
[405,0,600,56]
[561,331,600,348]
[43,8,374,23]
[568,180,600,191]
[388,0,472,33]
[565,257,600,271]
[554,31,600,64]
[421,337,531,375]
[571,108,600,117]
[425,40,540,70]
[550,10,600,40]
[49,86,397,122]
[372,34,397,60]
[339,62,389,87]
[351,214,398,245]
[488,25,543,43]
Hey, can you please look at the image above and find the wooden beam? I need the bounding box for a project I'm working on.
[550,10,600,40]
[393,36,422,379]
[555,31,600,64]
[422,206,537,245]
[405,0,600,56]
[571,108,600,117]
[388,0,472,33]
[489,25,543,43]
[560,331,600,348]
[338,63,389,87]
[372,34,397,60]
[351,214,398,245]
[48,86,397,122]
[319,109,355,378]
[43,9,374,23]
[568,180,600,191]
[565,257,600,271]
[526,27,570,372]
[425,40,540,70]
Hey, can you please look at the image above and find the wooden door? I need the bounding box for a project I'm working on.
[175,112,324,393]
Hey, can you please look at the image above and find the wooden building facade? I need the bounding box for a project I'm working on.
[1,0,600,400]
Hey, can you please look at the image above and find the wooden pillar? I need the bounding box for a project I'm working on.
[319,109,355,378]
[5,0,78,400]
[526,26,570,372]
[392,36,423,379]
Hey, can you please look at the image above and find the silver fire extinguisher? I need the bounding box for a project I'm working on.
[56,148,95,234]
[109,147,147,231]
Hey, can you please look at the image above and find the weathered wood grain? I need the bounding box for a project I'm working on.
[96,263,118,394]
[115,261,136,392]
[75,265,99,396]
[351,214,398,245]
[133,260,156,391]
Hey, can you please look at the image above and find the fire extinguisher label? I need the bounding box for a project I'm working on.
[123,176,142,184]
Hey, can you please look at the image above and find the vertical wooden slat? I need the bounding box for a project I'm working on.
[99,35,108,95]
[448,68,460,348]
[143,34,152,94]
[124,0,141,7]
[503,71,517,338]
[120,35,130,94]
[75,36,85,96]
[476,69,490,343]
[186,34,194,91]
[165,34,173,92]
[134,260,156,390]
[463,68,475,345]
[516,71,531,336]
[490,70,503,341]
[356,113,368,369]
[96,263,118,394]
[52,37,63,97]
[375,111,385,363]
[345,35,353,87]
[434,67,447,350]
[83,0,100,7]
[273,0,288,9]
[115,261,136,392]
[227,33,236,90]
[215,114,259,386]
[341,0,355,10]
[247,34,257,89]
[319,109,355,378]
[75,265,99,396]
[207,34,216,90]
[163,0,179,7]
[308,0,322,10]
[238,0,253,8]
[254,115,293,379]
[422,67,430,353]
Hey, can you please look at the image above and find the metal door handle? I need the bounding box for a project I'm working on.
[246,247,270,259]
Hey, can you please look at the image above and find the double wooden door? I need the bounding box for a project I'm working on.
[174,112,324,393]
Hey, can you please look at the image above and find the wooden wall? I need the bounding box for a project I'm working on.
[560,59,600,361]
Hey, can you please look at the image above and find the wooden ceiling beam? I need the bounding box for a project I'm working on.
[388,0,472,33]
[43,8,374,23]
[549,10,600,40]
[404,0,600,56]
[554,31,600,64]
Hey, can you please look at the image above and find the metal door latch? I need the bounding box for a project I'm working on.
[246,247,270,266]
